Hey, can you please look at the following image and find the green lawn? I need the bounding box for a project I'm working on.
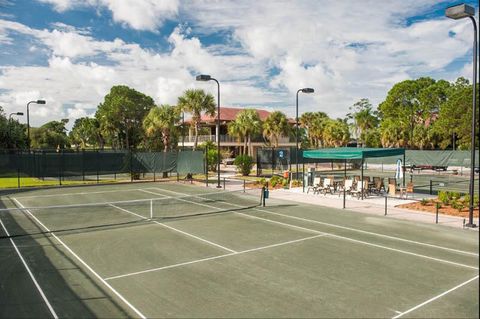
[0,177,116,188]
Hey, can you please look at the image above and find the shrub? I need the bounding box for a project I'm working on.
[438,191,450,205]
[290,179,302,187]
[282,178,288,187]
[451,201,465,212]
[269,175,286,188]
[450,192,461,200]
[234,155,254,176]
[420,198,429,206]
[206,148,219,172]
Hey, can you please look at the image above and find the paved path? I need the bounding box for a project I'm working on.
[270,187,477,230]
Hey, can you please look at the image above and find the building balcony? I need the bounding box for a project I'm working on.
[182,135,293,144]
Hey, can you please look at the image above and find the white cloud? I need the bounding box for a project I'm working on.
[0,0,476,130]
[38,0,179,31]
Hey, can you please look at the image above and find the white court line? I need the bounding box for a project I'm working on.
[105,234,326,281]
[0,218,58,319]
[147,187,478,257]
[149,188,479,270]
[109,203,236,253]
[143,188,322,236]
[392,275,479,318]
[11,198,147,319]
[12,188,144,199]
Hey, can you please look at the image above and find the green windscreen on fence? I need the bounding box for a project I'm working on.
[177,151,204,174]
[365,150,479,167]
[0,149,205,182]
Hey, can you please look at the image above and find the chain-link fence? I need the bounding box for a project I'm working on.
[0,149,205,188]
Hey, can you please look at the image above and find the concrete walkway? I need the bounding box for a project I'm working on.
[269,187,477,230]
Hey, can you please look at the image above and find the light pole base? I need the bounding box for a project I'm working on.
[465,223,477,228]
[216,185,222,189]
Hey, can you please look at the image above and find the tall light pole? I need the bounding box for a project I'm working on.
[446,3,477,228]
[196,74,221,188]
[296,88,314,178]
[26,99,46,150]
[8,112,24,148]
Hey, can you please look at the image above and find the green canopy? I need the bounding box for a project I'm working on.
[302,147,405,160]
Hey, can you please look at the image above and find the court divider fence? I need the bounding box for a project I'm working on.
[0,149,205,188]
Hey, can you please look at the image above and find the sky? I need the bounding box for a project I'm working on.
[0,0,478,129]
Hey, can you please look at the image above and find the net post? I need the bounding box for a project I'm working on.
[223,177,226,189]
[435,202,439,224]
[243,179,246,193]
[150,199,153,219]
[429,180,432,195]
[177,171,179,182]
[384,196,387,216]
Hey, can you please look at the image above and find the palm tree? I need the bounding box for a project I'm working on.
[229,109,262,156]
[177,89,216,150]
[300,112,328,148]
[263,111,290,147]
[227,120,245,154]
[143,105,180,152]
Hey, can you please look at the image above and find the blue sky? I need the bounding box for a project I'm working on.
[0,0,477,128]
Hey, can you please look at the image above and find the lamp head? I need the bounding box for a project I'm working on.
[196,74,211,81]
[301,88,314,93]
[16,112,24,116]
[36,100,46,104]
[446,4,475,19]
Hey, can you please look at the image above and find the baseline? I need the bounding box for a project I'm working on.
[11,198,147,319]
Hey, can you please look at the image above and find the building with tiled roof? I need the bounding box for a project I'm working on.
[181,107,295,157]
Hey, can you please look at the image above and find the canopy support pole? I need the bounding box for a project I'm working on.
[361,157,364,200]
[343,159,347,208]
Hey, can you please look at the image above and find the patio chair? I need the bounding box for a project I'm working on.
[400,182,414,199]
[321,178,335,195]
[372,177,385,194]
[337,179,353,197]
[307,177,321,194]
[388,183,396,196]
[350,180,368,199]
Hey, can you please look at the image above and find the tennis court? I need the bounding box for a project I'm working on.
[0,182,478,318]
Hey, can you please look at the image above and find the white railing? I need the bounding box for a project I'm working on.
[183,135,293,144]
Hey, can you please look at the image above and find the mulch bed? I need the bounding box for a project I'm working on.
[397,200,479,218]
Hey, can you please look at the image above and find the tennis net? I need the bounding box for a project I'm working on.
[0,188,263,239]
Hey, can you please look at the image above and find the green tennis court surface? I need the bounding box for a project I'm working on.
[1,182,478,318]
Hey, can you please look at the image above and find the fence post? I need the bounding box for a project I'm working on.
[384,196,388,216]
[96,149,100,183]
[82,148,85,182]
[17,150,20,188]
[130,149,133,182]
[435,202,439,224]
[243,179,246,193]
[58,149,62,186]
[153,152,156,182]
[429,180,432,195]
[205,146,209,187]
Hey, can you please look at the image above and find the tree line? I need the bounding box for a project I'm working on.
[0,76,477,151]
